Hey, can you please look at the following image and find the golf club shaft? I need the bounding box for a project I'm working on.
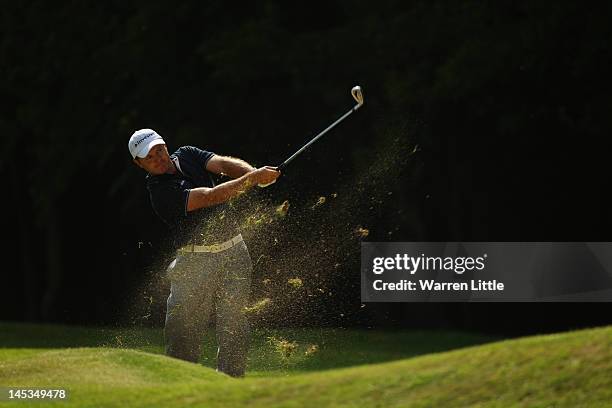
[277,103,363,171]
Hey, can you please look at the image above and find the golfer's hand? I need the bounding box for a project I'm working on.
[251,166,281,187]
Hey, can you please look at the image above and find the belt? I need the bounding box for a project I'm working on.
[178,234,243,254]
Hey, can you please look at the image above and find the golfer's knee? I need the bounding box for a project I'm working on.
[217,312,249,337]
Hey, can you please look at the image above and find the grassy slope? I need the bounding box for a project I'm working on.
[0,323,494,376]
[0,324,610,407]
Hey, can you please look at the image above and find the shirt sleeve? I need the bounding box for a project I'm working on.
[183,146,215,169]
[147,179,190,226]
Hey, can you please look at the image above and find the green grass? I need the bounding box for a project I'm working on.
[0,323,493,376]
[0,323,610,407]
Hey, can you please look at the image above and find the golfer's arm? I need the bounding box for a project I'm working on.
[186,172,255,211]
[206,155,255,179]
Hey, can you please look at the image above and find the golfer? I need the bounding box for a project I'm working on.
[129,128,280,377]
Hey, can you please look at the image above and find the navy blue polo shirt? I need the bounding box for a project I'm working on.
[146,146,238,249]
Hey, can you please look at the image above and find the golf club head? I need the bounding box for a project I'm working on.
[351,86,364,106]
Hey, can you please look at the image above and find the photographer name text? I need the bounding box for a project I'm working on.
[372,279,504,291]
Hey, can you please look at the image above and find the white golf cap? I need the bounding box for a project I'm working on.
[128,128,166,159]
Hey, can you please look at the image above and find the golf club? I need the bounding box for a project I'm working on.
[258,86,364,187]
[278,85,364,171]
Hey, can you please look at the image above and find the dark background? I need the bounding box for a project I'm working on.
[1,1,611,336]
